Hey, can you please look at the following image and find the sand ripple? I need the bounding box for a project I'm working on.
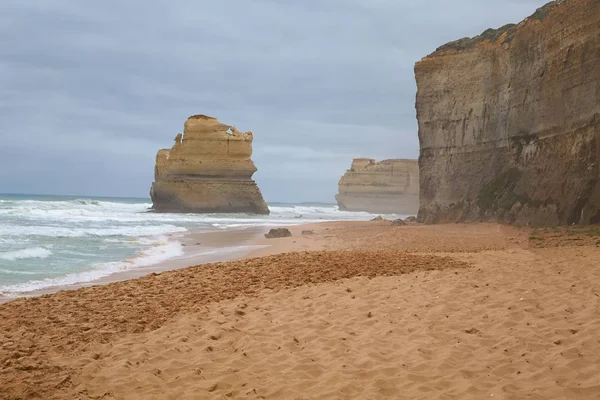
[0,250,466,399]
[68,246,600,399]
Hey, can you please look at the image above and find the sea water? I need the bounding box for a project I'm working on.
[0,194,401,297]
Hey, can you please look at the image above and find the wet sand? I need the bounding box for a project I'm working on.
[1,221,600,399]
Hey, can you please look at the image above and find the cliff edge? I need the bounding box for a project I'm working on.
[415,0,600,225]
[150,115,269,214]
[336,158,419,215]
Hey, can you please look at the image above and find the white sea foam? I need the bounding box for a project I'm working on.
[0,247,53,261]
[0,198,393,229]
[0,237,26,245]
[0,224,188,238]
[127,238,185,268]
[0,239,184,296]
[0,268,39,275]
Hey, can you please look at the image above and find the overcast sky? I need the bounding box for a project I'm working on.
[0,0,548,202]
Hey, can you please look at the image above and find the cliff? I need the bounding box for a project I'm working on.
[336,158,419,214]
[150,115,270,214]
[415,0,600,225]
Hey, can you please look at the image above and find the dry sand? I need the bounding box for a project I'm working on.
[1,221,599,399]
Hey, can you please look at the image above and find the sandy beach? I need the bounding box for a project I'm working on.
[1,221,600,399]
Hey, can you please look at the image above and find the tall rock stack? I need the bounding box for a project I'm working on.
[336,158,419,215]
[150,115,270,214]
[415,0,600,225]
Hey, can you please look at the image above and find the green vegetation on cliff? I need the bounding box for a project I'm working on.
[432,1,560,54]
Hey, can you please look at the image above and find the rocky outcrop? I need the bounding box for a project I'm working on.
[336,158,419,214]
[150,115,269,214]
[415,0,600,225]
[264,228,292,239]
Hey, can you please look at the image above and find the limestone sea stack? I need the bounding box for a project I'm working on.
[336,158,419,215]
[415,0,600,225]
[150,115,269,214]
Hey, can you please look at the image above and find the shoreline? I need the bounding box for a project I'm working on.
[0,219,523,304]
[0,221,323,303]
[1,195,396,303]
[3,220,597,303]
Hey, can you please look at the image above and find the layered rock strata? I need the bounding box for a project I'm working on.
[150,115,269,214]
[415,0,600,225]
[336,158,419,214]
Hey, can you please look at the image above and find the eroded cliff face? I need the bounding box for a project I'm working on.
[415,0,600,225]
[150,115,269,214]
[336,158,419,214]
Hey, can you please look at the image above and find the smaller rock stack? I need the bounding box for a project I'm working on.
[336,158,419,215]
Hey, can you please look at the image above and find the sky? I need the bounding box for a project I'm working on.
[0,0,549,203]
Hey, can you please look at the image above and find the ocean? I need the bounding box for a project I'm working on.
[0,194,399,298]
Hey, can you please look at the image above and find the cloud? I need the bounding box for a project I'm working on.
[0,0,549,202]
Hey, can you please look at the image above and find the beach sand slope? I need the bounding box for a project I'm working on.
[1,222,599,399]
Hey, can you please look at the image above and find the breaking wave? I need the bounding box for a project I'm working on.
[0,247,53,261]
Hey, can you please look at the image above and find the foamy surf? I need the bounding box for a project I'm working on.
[0,194,407,298]
[0,224,188,238]
[0,238,184,296]
[0,247,53,261]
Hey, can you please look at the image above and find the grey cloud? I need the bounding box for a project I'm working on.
[0,0,549,202]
